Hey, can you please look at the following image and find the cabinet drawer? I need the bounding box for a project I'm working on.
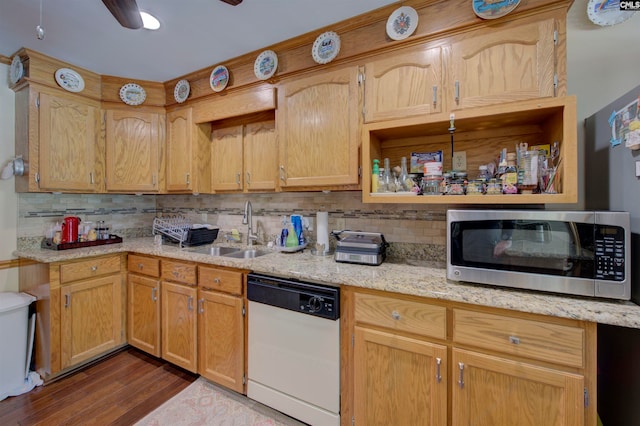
[355,292,446,340]
[453,309,584,368]
[199,266,243,295]
[161,260,196,285]
[128,254,160,277]
[59,255,121,284]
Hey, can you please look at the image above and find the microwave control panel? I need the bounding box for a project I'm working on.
[594,225,625,281]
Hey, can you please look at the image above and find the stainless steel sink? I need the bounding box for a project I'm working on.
[222,249,271,259]
[188,246,240,256]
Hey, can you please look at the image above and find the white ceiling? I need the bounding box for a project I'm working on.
[0,0,638,83]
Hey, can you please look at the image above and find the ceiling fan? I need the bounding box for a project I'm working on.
[102,0,243,30]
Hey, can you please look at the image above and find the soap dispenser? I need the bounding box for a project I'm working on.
[371,159,380,193]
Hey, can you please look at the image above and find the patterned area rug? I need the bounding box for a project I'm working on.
[135,377,306,426]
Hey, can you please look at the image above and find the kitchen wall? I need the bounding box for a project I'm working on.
[0,63,18,292]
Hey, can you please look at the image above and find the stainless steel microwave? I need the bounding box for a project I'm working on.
[447,210,630,300]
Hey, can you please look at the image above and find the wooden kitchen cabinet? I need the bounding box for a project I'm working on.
[16,254,128,380]
[211,119,277,192]
[277,66,361,189]
[341,287,597,426]
[197,266,245,393]
[127,254,161,357]
[105,109,162,192]
[14,84,102,192]
[161,260,198,372]
[165,107,211,193]
[363,46,442,123]
[446,18,557,111]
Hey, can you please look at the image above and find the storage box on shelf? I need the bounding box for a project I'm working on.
[362,96,577,204]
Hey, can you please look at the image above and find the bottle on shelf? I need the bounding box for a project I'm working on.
[371,159,380,193]
[398,157,413,192]
[382,158,396,192]
[502,152,518,194]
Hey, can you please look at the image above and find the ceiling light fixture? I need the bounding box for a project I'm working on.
[36,0,45,40]
[140,11,160,30]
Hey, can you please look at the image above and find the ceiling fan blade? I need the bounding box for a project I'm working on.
[102,0,143,29]
[220,0,243,5]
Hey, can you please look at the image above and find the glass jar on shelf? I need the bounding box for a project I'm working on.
[421,175,442,195]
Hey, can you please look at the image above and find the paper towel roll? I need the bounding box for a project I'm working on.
[316,211,329,253]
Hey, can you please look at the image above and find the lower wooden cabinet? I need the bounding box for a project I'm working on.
[198,289,245,393]
[60,274,123,369]
[128,274,161,357]
[342,287,597,426]
[161,280,198,373]
[353,326,447,426]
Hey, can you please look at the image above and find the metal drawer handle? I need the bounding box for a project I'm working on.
[198,298,204,314]
[432,85,437,107]
[391,310,401,320]
[91,266,98,272]
[509,336,521,345]
[151,287,157,301]
[64,294,70,308]
[172,271,179,277]
[138,263,144,270]
[246,171,251,187]
[436,357,442,383]
[188,296,194,311]
[454,80,460,105]
[458,362,465,388]
[213,278,221,284]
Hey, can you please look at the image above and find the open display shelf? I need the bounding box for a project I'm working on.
[362,96,577,205]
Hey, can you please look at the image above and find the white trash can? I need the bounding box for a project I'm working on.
[0,292,36,401]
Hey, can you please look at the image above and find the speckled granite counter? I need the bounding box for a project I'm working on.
[14,237,640,329]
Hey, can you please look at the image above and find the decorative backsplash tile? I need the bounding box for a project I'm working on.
[17,192,448,261]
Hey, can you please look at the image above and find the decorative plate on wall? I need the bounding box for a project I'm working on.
[210,65,230,92]
[311,31,341,64]
[10,55,23,85]
[472,0,521,19]
[174,79,190,103]
[119,83,147,106]
[254,50,278,80]
[55,68,85,93]
[587,0,635,26]
[386,6,419,41]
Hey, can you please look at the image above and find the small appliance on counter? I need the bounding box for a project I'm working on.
[333,230,388,266]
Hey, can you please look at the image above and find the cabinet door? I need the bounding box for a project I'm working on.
[166,108,194,191]
[354,326,447,426]
[244,120,277,191]
[364,47,442,122]
[38,92,99,191]
[278,66,360,188]
[60,275,122,369]
[451,348,584,426]
[198,290,244,393]
[211,125,244,191]
[128,273,160,357]
[447,19,556,110]
[161,281,197,372]
[105,110,160,192]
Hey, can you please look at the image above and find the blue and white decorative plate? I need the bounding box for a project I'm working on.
[472,0,521,20]
[174,79,190,103]
[311,31,341,65]
[254,50,278,80]
[10,55,23,85]
[55,68,85,93]
[119,83,146,106]
[386,6,419,41]
[210,65,230,92]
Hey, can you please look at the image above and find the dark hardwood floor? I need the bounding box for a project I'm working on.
[0,347,198,426]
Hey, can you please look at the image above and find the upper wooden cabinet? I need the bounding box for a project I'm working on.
[166,107,211,194]
[445,18,557,111]
[105,109,162,192]
[211,119,277,192]
[14,85,102,192]
[277,66,361,189]
[363,46,443,123]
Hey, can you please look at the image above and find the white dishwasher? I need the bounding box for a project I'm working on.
[247,273,340,426]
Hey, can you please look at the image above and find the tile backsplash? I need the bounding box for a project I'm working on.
[17,192,448,261]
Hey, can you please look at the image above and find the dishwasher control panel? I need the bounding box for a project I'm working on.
[247,273,339,320]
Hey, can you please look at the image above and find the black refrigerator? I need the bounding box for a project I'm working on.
[585,84,640,425]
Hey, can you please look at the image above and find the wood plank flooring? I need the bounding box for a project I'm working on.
[0,347,198,426]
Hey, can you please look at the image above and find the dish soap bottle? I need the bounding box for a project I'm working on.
[371,159,380,193]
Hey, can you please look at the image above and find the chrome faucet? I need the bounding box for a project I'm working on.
[242,200,258,246]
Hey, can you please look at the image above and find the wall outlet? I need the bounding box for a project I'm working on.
[201,212,208,222]
[452,151,467,171]
[636,161,640,177]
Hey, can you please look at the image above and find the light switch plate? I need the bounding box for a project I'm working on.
[453,151,467,171]
[636,161,640,177]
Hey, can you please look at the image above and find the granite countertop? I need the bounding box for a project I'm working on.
[14,237,640,329]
